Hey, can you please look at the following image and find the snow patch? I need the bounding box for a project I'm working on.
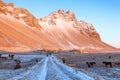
[5,6,14,11]
[18,13,26,17]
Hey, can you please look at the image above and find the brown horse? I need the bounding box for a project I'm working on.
[62,58,66,64]
[114,62,120,67]
[0,57,8,60]
[14,59,21,69]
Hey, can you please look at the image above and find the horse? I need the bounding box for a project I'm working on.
[14,59,21,69]
[62,58,66,64]
[0,54,8,60]
[0,54,1,57]
[0,57,8,60]
[14,63,21,69]
[114,62,120,67]
[108,56,111,59]
[86,62,96,68]
[102,61,112,68]
[9,54,15,60]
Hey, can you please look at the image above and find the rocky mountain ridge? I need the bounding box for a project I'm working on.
[0,0,41,28]
[0,0,115,52]
[40,9,101,40]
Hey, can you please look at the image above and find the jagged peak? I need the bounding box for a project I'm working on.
[0,1,41,29]
[80,20,90,25]
[42,9,76,22]
[66,10,74,15]
[0,0,4,5]
[58,9,64,14]
[0,0,13,7]
[7,3,14,7]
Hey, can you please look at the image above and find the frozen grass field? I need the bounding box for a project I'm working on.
[0,50,120,80]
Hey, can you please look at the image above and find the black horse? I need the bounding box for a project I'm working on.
[9,54,15,60]
[0,54,1,57]
[86,62,96,68]
[102,61,112,68]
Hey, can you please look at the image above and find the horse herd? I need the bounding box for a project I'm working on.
[61,57,120,68]
[85,55,120,68]
[0,53,120,69]
[0,54,21,69]
[86,61,120,68]
[0,53,52,70]
[65,61,120,68]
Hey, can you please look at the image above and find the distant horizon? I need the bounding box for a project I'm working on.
[3,0,120,48]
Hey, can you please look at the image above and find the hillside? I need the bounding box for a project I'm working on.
[0,0,115,52]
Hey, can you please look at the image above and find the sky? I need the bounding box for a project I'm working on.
[3,0,120,48]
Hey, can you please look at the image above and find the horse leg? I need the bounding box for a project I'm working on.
[106,64,107,68]
[87,64,91,68]
[110,63,112,68]
[91,64,93,68]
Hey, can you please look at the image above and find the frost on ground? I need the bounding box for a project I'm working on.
[0,54,94,80]
[0,54,120,80]
[86,68,120,80]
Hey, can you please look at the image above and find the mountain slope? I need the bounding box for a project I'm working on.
[0,0,41,28]
[39,9,114,50]
[0,1,115,52]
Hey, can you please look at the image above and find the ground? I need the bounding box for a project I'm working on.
[0,50,120,80]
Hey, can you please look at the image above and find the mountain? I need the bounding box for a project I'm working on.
[0,0,41,28]
[39,9,115,51]
[0,1,115,52]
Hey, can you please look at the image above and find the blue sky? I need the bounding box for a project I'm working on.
[3,0,120,47]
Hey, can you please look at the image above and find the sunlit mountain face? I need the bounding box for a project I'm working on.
[0,0,115,52]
